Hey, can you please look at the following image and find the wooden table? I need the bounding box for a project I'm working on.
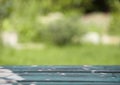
[0,66,120,85]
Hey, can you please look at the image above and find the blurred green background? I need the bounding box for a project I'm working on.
[0,0,120,65]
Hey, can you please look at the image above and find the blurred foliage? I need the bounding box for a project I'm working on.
[39,18,84,46]
[0,0,12,19]
[0,0,12,55]
[109,13,120,36]
[7,0,84,43]
[0,0,120,44]
[109,0,120,36]
[108,0,120,12]
[9,0,40,42]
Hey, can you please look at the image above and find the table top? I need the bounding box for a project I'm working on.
[0,66,120,85]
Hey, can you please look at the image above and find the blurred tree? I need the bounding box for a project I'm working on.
[10,0,40,42]
[0,0,12,55]
[108,0,120,12]
[1,0,119,44]
[10,0,80,42]
[108,0,120,36]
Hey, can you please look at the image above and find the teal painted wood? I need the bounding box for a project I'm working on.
[0,66,120,85]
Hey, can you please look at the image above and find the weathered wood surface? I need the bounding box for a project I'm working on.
[0,66,120,85]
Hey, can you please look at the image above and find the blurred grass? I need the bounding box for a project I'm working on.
[0,45,120,65]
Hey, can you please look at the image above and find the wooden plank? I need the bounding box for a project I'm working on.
[0,66,120,85]
[1,66,120,73]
